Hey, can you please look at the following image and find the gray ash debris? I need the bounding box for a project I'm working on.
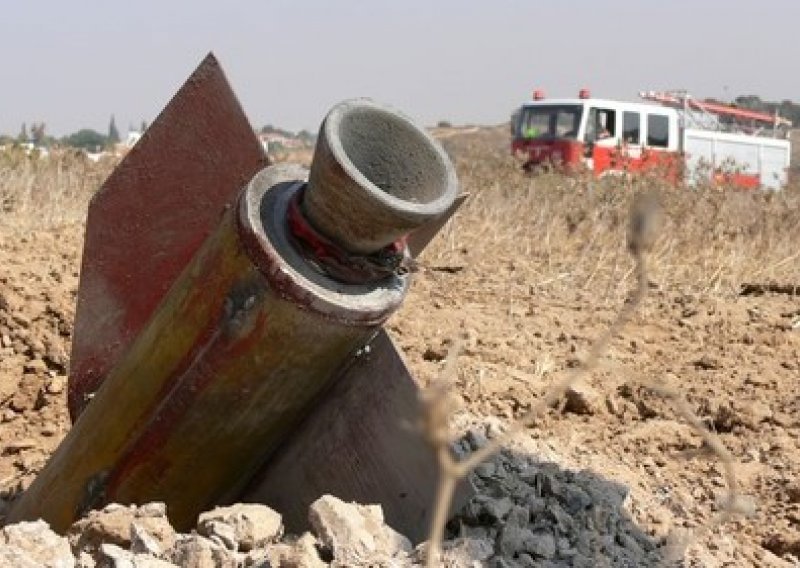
[447,448,669,567]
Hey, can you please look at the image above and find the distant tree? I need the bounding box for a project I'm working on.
[296,129,316,143]
[734,95,764,110]
[0,134,14,146]
[140,119,149,132]
[260,124,293,138]
[778,100,800,126]
[735,94,800,126]
[30,122,46,145]
[108,115,120,144]
[63,129,108,152]
[18,122,28,143]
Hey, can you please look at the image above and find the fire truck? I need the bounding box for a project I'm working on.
[510,89,792,189]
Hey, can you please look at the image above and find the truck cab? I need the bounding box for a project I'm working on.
[512,91,680,176]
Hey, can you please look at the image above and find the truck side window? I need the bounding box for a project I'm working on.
[586,108,616,141]
[647,114,670,147]
[623,112,640,144]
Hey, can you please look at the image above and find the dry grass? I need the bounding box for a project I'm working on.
[423,129,800,299]
[0,149,115,230]
[0,145,317,232]
[3,131,798,299]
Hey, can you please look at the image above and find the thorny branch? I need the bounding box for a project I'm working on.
[423,192,737,568]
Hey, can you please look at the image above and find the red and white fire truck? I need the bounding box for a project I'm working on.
[511,89,792,189]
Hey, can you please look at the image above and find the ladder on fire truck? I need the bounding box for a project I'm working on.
[639,90,791,139]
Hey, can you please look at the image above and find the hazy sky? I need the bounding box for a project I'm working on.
[1,0,798,137]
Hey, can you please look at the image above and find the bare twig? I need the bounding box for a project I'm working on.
[422,190,661,567]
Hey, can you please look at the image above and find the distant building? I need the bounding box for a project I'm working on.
[258,132,305,154]
[0,141,49,158]
[125,131,142,148]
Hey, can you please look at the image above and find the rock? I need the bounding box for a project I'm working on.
[46,375,66,395]
[615,530,643,556]
[708,401,740,432]
[34,386,49,409]
[78,551,97,567]
[525,531,556,559]
[169,534,238,568]
[504,505,530,527]
[9,374,40,412]
[497,525,535,556]
[465,427,488,451]
[97,543,135,566]
[2,438,38,455]
[199,520,237,551]
[288,531,328,568]
[0,520,75,567]
[308,495,411,565]
[462,495,513,526]
[456,524,496,542]
[605,394,622,416]
[439,537,494,567]
[130,522,162,557]
[98,543,178,567]
[137,503,167,518]
[737,400,773,429]
[695,355,722,370]
[0,546,45,568]
[23,357,48,374]
[260,532,326,568]
[69,503,176,557]
[786,483,800,504]
[487,557,515,568]
[560,484,592,515]
[197,503,282,552]
[473,461,496,478]
[41,423,59,437]
[422,346,447,362]
[557,536,575,557]
[484,417,506,439]
[564,382,601,415]
[524,495,546,517]
[483,497,514,521]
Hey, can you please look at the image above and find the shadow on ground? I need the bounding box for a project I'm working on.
[441,446,675,567]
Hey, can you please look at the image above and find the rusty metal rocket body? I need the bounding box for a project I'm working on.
[10,54,465,540]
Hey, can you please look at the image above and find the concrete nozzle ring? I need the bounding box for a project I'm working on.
[303,99,459,255]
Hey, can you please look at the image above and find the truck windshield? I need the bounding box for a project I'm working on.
[517,105,583,140]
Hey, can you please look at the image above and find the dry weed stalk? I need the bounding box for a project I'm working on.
[0,149,114,229]
[421,180,755,565]
[421,190,660,566]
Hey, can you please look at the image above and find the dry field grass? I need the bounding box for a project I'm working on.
[0,129,799,566]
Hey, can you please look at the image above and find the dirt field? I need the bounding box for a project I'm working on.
[1,128,799,566]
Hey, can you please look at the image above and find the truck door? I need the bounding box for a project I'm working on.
[622,110,643,159]
[585,107,617,146]
[585,106,618,173]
